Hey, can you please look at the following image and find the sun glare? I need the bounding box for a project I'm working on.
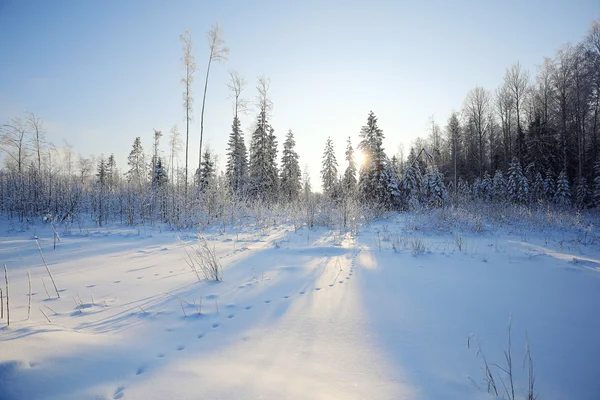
[355,150,366,167]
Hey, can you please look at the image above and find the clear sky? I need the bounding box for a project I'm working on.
[0,0,598,189]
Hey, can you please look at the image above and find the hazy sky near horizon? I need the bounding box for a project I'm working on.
[0,0,598,189]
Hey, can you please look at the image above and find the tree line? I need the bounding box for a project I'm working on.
[1,19,599,228]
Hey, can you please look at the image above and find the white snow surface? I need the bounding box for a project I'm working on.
[0,216,599,400]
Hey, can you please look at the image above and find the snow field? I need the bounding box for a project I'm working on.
[0,216,599,399]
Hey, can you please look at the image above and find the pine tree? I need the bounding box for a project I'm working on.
[279,130,301,202]
[321,137,338,199]
[225,116,248,195]
[343,137,357,196]
[358,111,388,205]
[554,170,571,206]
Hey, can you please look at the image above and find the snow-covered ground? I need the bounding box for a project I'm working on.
[1,216,599,400]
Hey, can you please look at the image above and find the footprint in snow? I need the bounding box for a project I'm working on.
[212,323,220,329]
[136,365,147,375]
[244,306,252,310]
[227,314,235,319]
[299,291,305,295]
[157,353,165,358]
[283,295,290,299]
[314,288,321,291]
[329,284,334,287]
[338,280,344,284]
[197,333,205,339]
[113,386,125,399]
[264,300,272,304]
[113,280,121,284]
[177,345,185,351]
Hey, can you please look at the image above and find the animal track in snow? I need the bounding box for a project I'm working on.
[113,386,125,399]
[264,300,272,304]
[212,323,220,329]
[283,295,290,299]
[314,287,321,291]
[136,365,147,375]
[227,314,235,319]
[197,333,205,339]
[244,305,252,310]
[177,345,185,351]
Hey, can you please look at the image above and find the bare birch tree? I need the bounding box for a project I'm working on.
[198,22,228,172]
[180,30,196,200]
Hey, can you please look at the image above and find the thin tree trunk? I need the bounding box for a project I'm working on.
[4,264,9,326]
[199,58,213,172]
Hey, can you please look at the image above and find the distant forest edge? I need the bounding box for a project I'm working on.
[0,19,599,227]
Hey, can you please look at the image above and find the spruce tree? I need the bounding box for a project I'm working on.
[386,156,402,209]
[321,137,338,199]
[481,171,492,200]
[532,172,544,203]
[197,148,215,192]
[96,156,107,226]
[401,159,423,208]
[507,158,528,203]
[225,116,248,195]
[279,130,301,202]
[594,161,600,207]
[127,137,146,191]
[554,171,571,206]
[543,169,556,201]
[343,137,357,196]
[249,110,278,201]
[423,168,446,208]
[576,177,589,208]
[492,170,506,201]
[358,111,388,205]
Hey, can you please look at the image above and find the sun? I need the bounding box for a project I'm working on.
[355,150,367,167]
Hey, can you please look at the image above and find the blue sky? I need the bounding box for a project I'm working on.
[0,0,598,189]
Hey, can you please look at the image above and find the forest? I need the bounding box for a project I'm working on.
[1,19,599,229]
